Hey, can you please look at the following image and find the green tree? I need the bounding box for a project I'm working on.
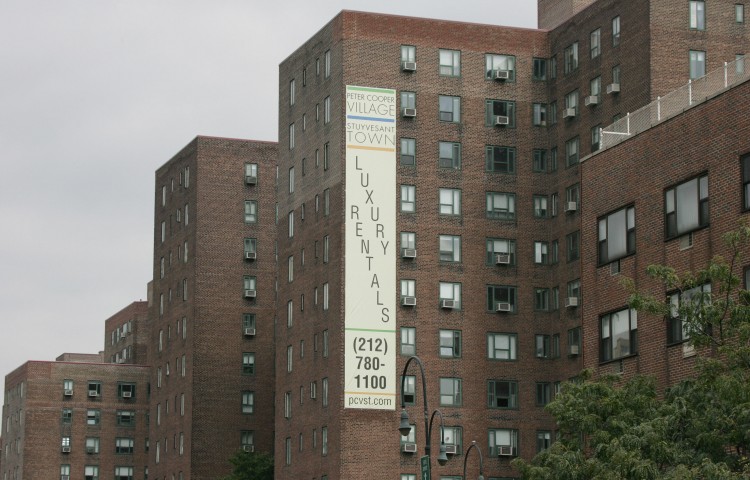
[221,450,274,480]
[513,225,750,479]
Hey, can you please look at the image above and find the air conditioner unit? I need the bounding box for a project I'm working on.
[242,445,255,453]
[122,391,132,398]
[565,201,578,213]
[584,95,599,106]
[244,327,256,337]
[402,61,417,71]
[402,296,416,307]
[245,251,257,261]
[63,389,73,396]
[493,69,510,80]
[61,446,71,453]
[606,83,621,94]
[494,115,510,126]
[496,302,512,312]
[495,253,511,265]
[244,289,257,299]
[402,108,417,117]
[86,446,96,454]
[498,445,513,456]
[438,158,455,168]
[61,476,70,480]
[401,248,417,259]
[245,175,257,185]
[440,299,456,309]
[444,444,458,455]
[402,443,417,453]
[563,107,576,119]
[88,390,99,397]
[569,344,580,356]
[565,297,579,308]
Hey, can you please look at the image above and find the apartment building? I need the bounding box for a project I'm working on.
[103,301,149,366]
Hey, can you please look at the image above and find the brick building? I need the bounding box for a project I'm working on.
[103,301,149,366]
[148,136,278,479]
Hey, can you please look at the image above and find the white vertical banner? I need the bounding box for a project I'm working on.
[344,85,397,410]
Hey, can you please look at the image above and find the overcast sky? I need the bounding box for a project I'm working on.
[0,1,536,407]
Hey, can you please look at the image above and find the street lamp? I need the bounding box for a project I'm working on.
[463,441,485,480]
[398,356,449,467]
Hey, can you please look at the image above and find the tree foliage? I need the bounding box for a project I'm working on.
[513,225,750,479]
[221,450,274,480]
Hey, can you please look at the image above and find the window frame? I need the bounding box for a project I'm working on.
[439,377,462,406]
[598,205,636,265]
[439,49,461,76]
[438,141,461,169]
[485,53,516,81]
[486,191,516,220]
[438,234,462,262]
[439,329,461,358]
[438,188,462,216]
[487,332,517,361]
[600,307,638,362]
[439,95,461,123]
[485,99,516,127]
[664,174,709,239]
[487,379,518,409]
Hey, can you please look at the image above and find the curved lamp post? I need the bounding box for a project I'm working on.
[463,441,485,480]
[398,355,449,467]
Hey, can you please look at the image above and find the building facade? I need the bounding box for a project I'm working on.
[104,301,149,366]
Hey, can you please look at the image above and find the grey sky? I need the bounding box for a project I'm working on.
[0,1,536,407]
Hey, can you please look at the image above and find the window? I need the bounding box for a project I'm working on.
[439,282,461,308]
[590,28,601,58]
[488,333,517,360]
[535,335,554,359]
[84,465,99,480]
[438,141,461,169]
[439,95,461,122]
[550,55,558,79]
[532,58,547,80]
[245,163,258,183]
[244,201,257,223]
[115,437,134,454]
[439,49,461,76]
[600,308,638,361]
[401,45,416,63]
[401,138,416,165]
[323,329,329,357]
[537,431,552,453]
[564,42,579,73]
[287,346,293,373]
[485,146,516,174]
[116,410,135,427]
[323,235,329,263]
[665,174,709,239]
[241,431,254,449]
[439,378,462,406]
[438,189,461,216]
[485,99,516,127]
[566,137,580,166]
[487,285,517,312]
[242,352,255,375]
[485,54,516,80]
[612,16,621,46]
[442,426,463,452]
[401,327,416,356]
[402,475,417,480]
[401,375,416,405]
[567,231,580,261]
[737,54,745,74]
[63,379,73,394]
[591,124,601,152]
[565,90,578,117]
[487,238,516,265]
[324,96,331,124]
[737,4,745,23]
[568,279,581,302]
[401,231,416,251]
[242,313,255,334]
[289,79,295,105]
[87,409,100,425]
[289,123,295,150]
[550,193,559,217]
[401,279,416,302]
[285,437,292,465]
[690,1,706,29]
[288,211,294,238]
[532,242,551,268]
[284,391,292,418]
[288,167,295,194]
[535,288,550,311]
[533,196,548,218]
[486,192,516,220]
[242,391,254,414]
[549,101,558,125]
[743,154,750,209]
[598,206,635,264]
[690,50,706,79]
[591,75,602,101]
[62,408,72,424]
[668,284,711,344]
[324,49,331,78]
[323,282,329,310]
[401,185,416,212]
[401,91,416,112]
[400,423,416,444]
[612,64,621,87]
[532,103,547,127]
[114,467,133,480]
[437,329,462,358]
[439,235,461,262]
[488,380,518,408]
[489,429,518,456]
[324,188,330,215]
[322,427,328,455]
[88,381,102,397]
[244,238,256,258]
[243,276,256,296]
[324,142,330,170]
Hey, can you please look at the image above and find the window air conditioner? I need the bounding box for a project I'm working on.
[402,296,417,307]
[494,253,511,265]
[86,446,96,454]
[242,445,255,453]
[438,158,455,168]
[498,445,513,456]
[444,444,458,455]
[565,297,579,308]
[88,390,99,397]
[493,69,510,80]
[63,389,73,397]
[401,61,417,72]
[244,289,257,299]
[496,302,512,312]
[244,327,256,337]
[245,251,257,261]
[494,115,510,126]
[61,446,71,453]
[565,201,578,213]
[563,107,577,119]
[584,95,599,106]
[402,108,417,117]
[401,248,417,259]
[122,391,132,398]
[569,345,580,356]
[402,443,417,453]
[606,83,621,94]
[61,476,70,480]
[245,175,257,185]
[440,299,457,309]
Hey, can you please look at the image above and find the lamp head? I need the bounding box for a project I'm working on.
[437,443,449,466]
[398,409,411,437]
